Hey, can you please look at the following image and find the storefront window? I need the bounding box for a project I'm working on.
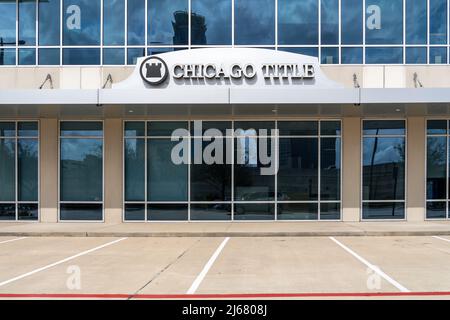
[235,0,275,45]
[426,120,450,219]
[362,120,406,220]
[0,122,39,221]
[60,121,103,221]
[124,120,341,222]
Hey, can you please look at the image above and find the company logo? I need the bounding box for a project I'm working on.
[140,56,169,86]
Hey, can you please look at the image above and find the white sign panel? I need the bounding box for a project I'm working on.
[113,48,342,89]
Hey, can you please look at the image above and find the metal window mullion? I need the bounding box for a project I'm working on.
[145,0,148,53]
[100,0,103,65]
[231,120,234,221]
[318,0,321,64]
[16,0,19,65]
[188,0,191,48]
[447,124,449,218]
[145,132,148,221]
[403,0,406,64]
[15,124,18,220]
[187,122,191,221]
[60,0,63,66]
[35,0,38,64]
[274,121,278,220]
[275,0,278,50]
[318,122,321,220]
[125,0,128,63]
[363,0,366,64]
[427,0,430,64]
[231,0,235,47]
[338,0,341,64]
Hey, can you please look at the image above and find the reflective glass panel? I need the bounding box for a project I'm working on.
[103,48,125,65]
[430,0,447,44]
[430,47,447,64]
[60,203,103,221]
[320,203,341,220]
[18,122,38,137]
[147,204,188,221]
[0,204,15,221]
[190,204,232,221]
[278,47,319,57]
[124,204,145,221]
[0,49,16,66]
[148,122,188,136]
[234,203,275,220]
[235,0,275,45]
[278,203,318,220]
[0,1,16,44]
[278,0,317,45]
[18,139,38,202]
[127,48,146,65]
[341,47,363,64]
[366,47,403,64]
[38,48,60,65]
[148,0,188,45]
[321,0,339,45]
[191,0,231,45]
[406,47,427,64]
[0,139,15,201]
[427,137,446,200]
[60,122,103,136]
[19,0,36,46]
[127,0,145,45]
[18,48,35,65]
[39,0,60,45]
[426,202,446,219]
[321,121,341,136]
[0,122,16,137]
[60,138,103,202]
[365,0,403,44]
[104,0,125,45]
[148,139,188,201]
[125,122,145,137]
[63,48,100,65]
[63,0,101,45]
[321,47,339,64]
[278,121,318,136]
[427,120,447,135]
[125,139,145,201]
[321,138,341,201]
[341,0,363,44]
[18,204,38,221]
[406,0,427,44]
[363,120,406,135]
[362,202,405,219]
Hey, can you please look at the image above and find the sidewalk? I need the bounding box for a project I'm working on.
[0,221,450,237]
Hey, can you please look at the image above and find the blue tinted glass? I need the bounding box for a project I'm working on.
[406,47,427,64]
[104,0,125,45]
[341,0,363,44]
[430,0,447,44]
[363,120,405,135]
[406,0,427,44]
[18,122,38,137]
[127,0,145,45]
[124,204,145,221]
[39,48,60,65]
[103,48,124,65]
[191,0,231,45]
[127,48,146,65]
[278,47,318,57]
[427,137,446,199]
[125,139,145,201]
[19,0,36,46]
[0,139,15,201]
[321,47,339,64]
[363,137,406,201]
[321,0,339,45]
[39,0,60,45]
[60,122,103,136]
[235,0,275,45]
[0,2,16,44]
[427,120,447,134]
[60,139,103,202]
[125,122,145,136]
[366,47,403,64]
[0,49,16,65]
[321,138,341,201]
[362,202,405,219]
[63,48,100,65]
[148,0,188,45]
[430,47,448,64]
[341,47,363,64]
[278,0,317,45]
[63,0,101,45]
[18,48,35,65]
[0,122,15,137]
[366,0,403,44]
[18,139,38,202]
[147,47,177,55]
[426,202,446,219]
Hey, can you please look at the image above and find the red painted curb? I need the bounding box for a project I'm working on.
[0,292,450,299]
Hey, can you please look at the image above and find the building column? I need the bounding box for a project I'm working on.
[407,117,425,221]
[104,119,123,224]
[342,117,361,222]
[40,119,58,223]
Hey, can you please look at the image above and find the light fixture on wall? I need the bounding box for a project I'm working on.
[102,74,113,89]
[39,74,54,89]
[413,72,423,88]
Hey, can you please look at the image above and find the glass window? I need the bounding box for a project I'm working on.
[430,0,447,44]
[362,120,406,220]
[321,137,341,201]
[234,203,275,221]
[278,0,317,45]
[63,48,100,65]
[19,0,36,46]
[235,0,275,45]
[191,0,231,45]
[341,47,363,64]
[127,0,145,45]
[39,0,60,46]
[19,48,35,65]
[427,120,447,134]
[147,204,188,221]
[321,47,339,64]
[406,47,427,64]
[125,122,145,137]
[430,47,447,64]
[366,47,403,64]
[320,203,341,220]
[125,204,145,221]
[278,47,319,57]
[278,203,318,220]
[341,0,363,44]
[0,1,16,44]
[321,0,339,45]
[0,49,16,66]
[125,139,145,201]
[427,202,446,219]
[103,0,125,45]
[38,48,60,65]
[60,121,103,221]
[279,121,318,136]
[103,48,124,65]
[148,121,188,136]
[63,0,101,45]
[190,204,232,221]
[406,0,427,44]
[0,122,39,221]
[127,48,146,65]
[148,0,188,45]
[365,0,403,44]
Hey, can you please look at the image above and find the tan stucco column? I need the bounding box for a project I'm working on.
[407,117,425,221]
[104,119,123,223]
[342,117,361,222]
[40,119,58,222]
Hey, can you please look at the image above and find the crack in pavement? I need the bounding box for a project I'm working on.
[128,239,201,300]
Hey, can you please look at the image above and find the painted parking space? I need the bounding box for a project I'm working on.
[0,237,223,295]
[196,237,398,294]
[333,236,450,292]
[0,237,26,245]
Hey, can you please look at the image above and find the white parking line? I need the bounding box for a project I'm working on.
[0,237,127,288]
[432,236,450,243]
[0,237,26,245]
[329,237,410,292]
[187,237,230,294]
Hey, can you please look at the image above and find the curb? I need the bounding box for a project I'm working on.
[1,231,450,237]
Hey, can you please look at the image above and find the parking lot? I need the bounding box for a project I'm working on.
[0,235,450,299]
